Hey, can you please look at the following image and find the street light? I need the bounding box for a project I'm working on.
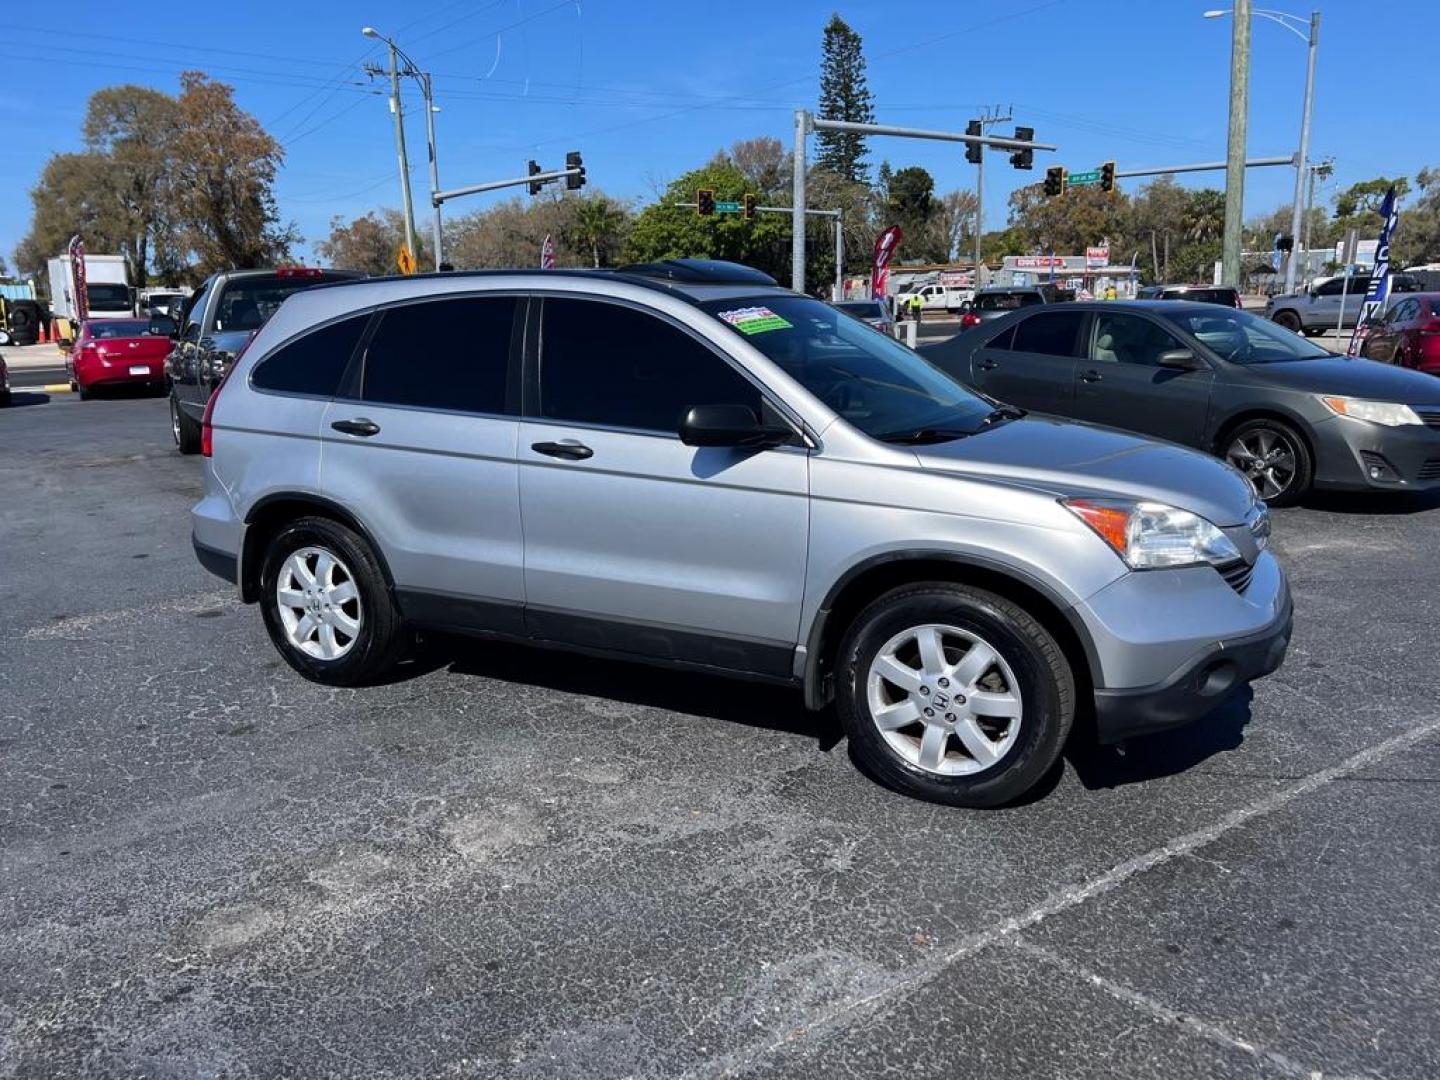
[1206,7,1319,294]
[359,27,445,271]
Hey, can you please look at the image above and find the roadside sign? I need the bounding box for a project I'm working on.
[715,200,741,214]
[397,245,416,275]
[1068,169,1102,187]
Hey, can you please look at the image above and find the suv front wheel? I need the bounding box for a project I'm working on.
[259,517,407,686]
[837,584,1074,808]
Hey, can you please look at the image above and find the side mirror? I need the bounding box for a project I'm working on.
[1157,347,1204,371]
[679,404,790,448]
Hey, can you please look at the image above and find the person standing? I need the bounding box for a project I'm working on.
[910,293,924,325]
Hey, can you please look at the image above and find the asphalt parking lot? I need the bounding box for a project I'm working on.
[3,390,1439,1079]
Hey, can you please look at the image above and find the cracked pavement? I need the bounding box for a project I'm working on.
[3,391,1439,1078]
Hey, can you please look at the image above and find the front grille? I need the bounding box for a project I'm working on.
[1419,458,1440,481]
[1217,559,1254,594]
[1416,407,1440,430]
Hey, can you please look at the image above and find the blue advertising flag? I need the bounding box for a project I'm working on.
[1348,186,1400,354]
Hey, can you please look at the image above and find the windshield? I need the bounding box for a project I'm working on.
[86,283,131,309]
[1162,307,1331,364]
[88,320,165,339]
[975,291,1041,311]
[701,295,999,439]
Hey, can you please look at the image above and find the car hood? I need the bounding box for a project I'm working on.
[1234,355,1440,404]
[913,415,1255,526]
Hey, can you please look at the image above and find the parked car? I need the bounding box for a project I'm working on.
[958,286,1067,330]
[1358,293,1440,375]
[831,299,895,336]
[1266,273,1420,335]
[923,300,1440,505]
[0,351,10,406]
[168,267,362,453]
[67,318,174,399]
[192,260,1291,809]
[1137,284,1242,308]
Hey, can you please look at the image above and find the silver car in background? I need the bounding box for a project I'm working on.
[191,260,1291,808]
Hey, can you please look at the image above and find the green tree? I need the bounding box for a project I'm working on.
[624,161,792,283]
[169,72,294,272]
[878,164,946,262]
[815,14,874,183]
[1007,182,1129,257]
[316,210,428,275]
[14,153,127,281]
[1393,167,1440,267]
[565,194,630,268]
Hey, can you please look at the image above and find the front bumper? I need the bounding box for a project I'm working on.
[1075,551,1292,744]
[1093,590,1292,743]
[1311,413,1440,491]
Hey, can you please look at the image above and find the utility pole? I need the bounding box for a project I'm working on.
[792,110,809,292]
[1303,158,1332,265]
[971,106,1011,290]
[1282,10,1319,295]
[363,28,418,267]
[419,71,442,270]
[1221,0,1251,286]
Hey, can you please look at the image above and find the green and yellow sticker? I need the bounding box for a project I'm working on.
[717,306,792,335]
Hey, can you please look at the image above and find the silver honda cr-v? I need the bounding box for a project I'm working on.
[191,259,1291,807]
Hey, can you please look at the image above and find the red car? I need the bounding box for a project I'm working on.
[1360,293,1440,375]
[68,319,172,399]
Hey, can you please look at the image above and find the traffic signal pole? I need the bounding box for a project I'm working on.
[433,166,584,207]
[791,110,1055,292]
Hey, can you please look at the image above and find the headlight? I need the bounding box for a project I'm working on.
[1063,499,1241,570]
[1318,396,1422,427]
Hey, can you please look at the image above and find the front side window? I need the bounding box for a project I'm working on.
[540,298,761,433]
[181,283,210,338]
[1161,307,1330,365]
[1012,310,1086,357]
[700,294,999,442]
[251,315,369,396]
[1090,313,1185,366]
[363,297,515,414]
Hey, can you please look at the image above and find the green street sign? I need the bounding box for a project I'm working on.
[715,200,741,213]
[1068,169,1102,186]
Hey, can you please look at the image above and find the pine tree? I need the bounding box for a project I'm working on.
[815,14,875,184]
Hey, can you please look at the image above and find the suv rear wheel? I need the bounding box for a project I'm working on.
[836,584,1074,808]
[1272,310,1302,334]
[170,392,202,454]
[259,517,407,686]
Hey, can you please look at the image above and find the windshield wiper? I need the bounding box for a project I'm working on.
[876,427,976,445]
[981,405,1027,423]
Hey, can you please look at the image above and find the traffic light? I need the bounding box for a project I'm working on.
[696,189,715,217]
[743,193,757,220]
[1044,166,1067,198]
[1009,126,1034,170]
[565,150,585,190]
[1100,160,1117,193]
[965,119,983,165]
[527,160,543,196]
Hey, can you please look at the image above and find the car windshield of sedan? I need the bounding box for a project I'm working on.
[1162,308,1331,364]
[701,295,1000,441]
[88,320,163,339]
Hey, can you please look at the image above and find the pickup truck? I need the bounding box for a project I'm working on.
[894,282,973,314]
[167,267,362,453]
[1266,273,1420,336]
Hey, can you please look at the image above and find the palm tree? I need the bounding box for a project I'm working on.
[567,195,629,268]
[1184,189,1226,243]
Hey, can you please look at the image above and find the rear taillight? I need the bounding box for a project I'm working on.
[961,311,981,329]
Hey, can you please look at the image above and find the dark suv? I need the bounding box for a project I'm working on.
[168,268,362,453]
[958,285,1070,330]
[1137,284,1242,308]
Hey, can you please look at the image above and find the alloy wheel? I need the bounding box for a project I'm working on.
[865,623,1023,776]
[275,546,363,661]
[1226,428,1297,501]
[169,397,182,447]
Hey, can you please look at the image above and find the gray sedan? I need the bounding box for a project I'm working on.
[923,300,1440,505]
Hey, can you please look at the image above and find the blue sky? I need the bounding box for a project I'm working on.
[1,0,1431,270]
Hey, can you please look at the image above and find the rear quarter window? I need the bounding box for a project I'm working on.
[250,315,369,397]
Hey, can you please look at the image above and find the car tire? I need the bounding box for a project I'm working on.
[170,393,202,454]
[77,384,92,401]
[1223,417,1313,507]
[0,330,10,345]
[259,516,407,687]
[836,583,1074,809]
[1272,310,1302,333]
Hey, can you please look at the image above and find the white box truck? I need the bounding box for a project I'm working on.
[46,254,134,322]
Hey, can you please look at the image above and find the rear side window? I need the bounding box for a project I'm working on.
[251,315,368,397]
[362,297,516,414]
[1011,311,1086,357]
[540,298,760,433]
[975,291,1041,311]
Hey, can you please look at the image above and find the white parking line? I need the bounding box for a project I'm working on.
[698,714,1440,1078]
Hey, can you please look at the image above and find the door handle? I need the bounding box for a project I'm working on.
[331,418,381,437]
[1079,369,1104,383]
[977,358,999,370]
[531,439,594,461]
